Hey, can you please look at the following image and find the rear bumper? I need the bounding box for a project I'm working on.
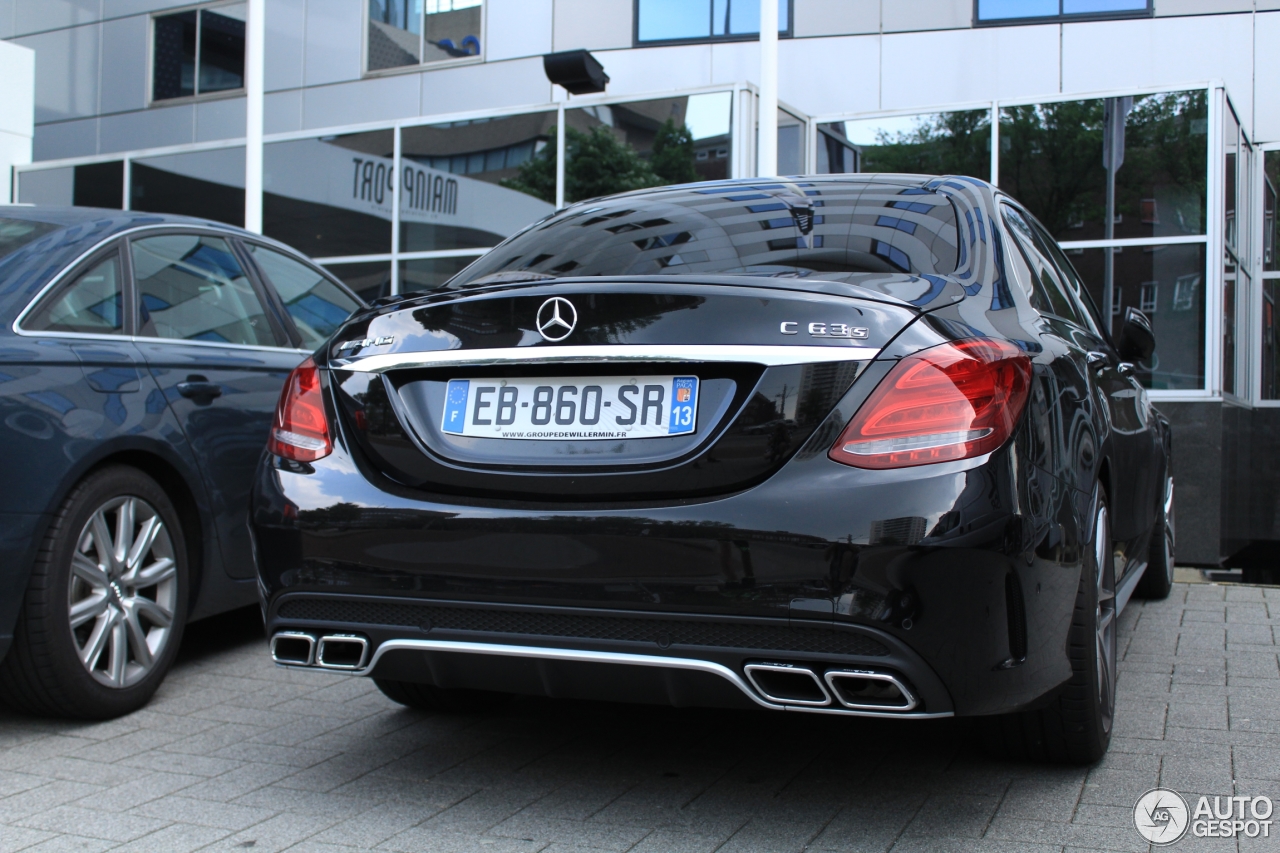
[251,426,1085,717]
[263,593,954,718]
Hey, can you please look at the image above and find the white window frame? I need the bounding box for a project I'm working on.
[147,1,249,107]
[363,0,487,78]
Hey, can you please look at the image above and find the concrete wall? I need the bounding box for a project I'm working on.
[0,38,33,203]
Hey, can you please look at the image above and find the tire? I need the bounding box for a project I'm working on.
[981,489,1117,764]
[1134,473,1175,600]
[0,466,189,719]
[374,679,510,713]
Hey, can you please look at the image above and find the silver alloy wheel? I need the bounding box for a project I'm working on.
[1095,503,1117,735]
[1162,476,1176,584]
[68,496,178,688]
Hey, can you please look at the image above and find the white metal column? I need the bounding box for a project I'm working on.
[244,0,265,233]
[757,0,778,177]
[555,102,566,209]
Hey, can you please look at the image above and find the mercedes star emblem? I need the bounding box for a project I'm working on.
[536,296,578,342]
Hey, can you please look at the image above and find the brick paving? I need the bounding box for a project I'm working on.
[0,582,1277,853]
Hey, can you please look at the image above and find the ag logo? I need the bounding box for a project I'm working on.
[1134,788,1190,845]
[536,297,577,342]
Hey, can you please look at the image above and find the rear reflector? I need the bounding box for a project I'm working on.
[268,357,332,462]
[830,338,1031,469]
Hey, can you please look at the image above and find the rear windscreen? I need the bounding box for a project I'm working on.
[0,217,60,261]
[448,180,960,289]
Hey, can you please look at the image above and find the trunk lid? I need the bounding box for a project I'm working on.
[327,277,928,502]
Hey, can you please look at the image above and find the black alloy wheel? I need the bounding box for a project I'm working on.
[0,467,189,719]
[1135,472,1175,600]
[981,487,1118,764]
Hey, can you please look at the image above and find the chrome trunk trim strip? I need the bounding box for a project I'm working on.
[333,344,880,373]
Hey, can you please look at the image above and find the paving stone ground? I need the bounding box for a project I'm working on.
[1,582,1278,853]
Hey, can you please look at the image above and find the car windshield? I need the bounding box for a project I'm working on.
[0,217,60,261]
[448,180,960,289]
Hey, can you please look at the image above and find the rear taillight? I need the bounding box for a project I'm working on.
[268,357,332,462]
[830,338,1032,470]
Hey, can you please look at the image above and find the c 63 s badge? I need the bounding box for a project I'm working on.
[780,322,869,340]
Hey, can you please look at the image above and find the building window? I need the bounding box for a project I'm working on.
[1140,281,1157,314]
[975,0,1150,26]
[152,4,245,102]
[636,0,791,45]
[368,0,483,72]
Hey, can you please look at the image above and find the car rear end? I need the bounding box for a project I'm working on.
[250,178,1072,719]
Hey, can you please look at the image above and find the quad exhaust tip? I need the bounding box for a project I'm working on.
[316,634,370,670]
[744,662,919,712]
[744,663,832,706]
[270,632,369,670]
[270,631,316,666]
[824,668,918,712]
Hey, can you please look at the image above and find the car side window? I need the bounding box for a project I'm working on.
[23,251,125,335]
[1001,205,1085,327]
[132,234,278,347]
[1031,219,1108,338]
[247,244,362,347]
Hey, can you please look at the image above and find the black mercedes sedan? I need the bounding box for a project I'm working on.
[0,207,363,719]
[251,175,1175,764]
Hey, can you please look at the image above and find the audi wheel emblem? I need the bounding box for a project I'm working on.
[536,297,578,342]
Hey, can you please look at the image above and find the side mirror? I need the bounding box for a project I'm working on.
[1117,307,1155,361]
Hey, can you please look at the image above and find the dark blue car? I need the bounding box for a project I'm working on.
[0,207,363,718]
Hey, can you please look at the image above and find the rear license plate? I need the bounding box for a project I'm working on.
[442,375,699,440]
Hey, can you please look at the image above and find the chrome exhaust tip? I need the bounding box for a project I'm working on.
[316,634,369,670]
[744,662,832,706]
[270,631,316,666]
[824,668,918,712]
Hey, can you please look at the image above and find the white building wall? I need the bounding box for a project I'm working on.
[0,38,33,203]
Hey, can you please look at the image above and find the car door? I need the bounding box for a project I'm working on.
[1002,206,1156,560]
[129,230,309,580]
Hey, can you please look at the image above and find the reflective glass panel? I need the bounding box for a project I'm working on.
[17,164,124,208]
[1264,278,1280,399]
[1062,0,1148,12]
[133,234,277,346]
[265,131,394,257]
[637,0,788,42]
[322,261,392,303]
[556,93,734,206]
[1265,151,1277,273]
[1000,91,1207,243]
[152,10,196,100]
[424,0,482,62]
[819,111,991,181]
[368,0,422,70]
[1062,243,1207,389]
[1224,105,1240,255]
[131,147,246,227]
[199,5,246,94]
[248,244,362,346]
[778,109,804,176]
[73,162,124,209]
[400,114,557,252]
[24,253,124,335]
[401,256,480,291]
[17,168,74,205]
[978,0,1058,19]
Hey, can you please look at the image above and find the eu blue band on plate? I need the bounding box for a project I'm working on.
[444,379,470,432]
[669,376,698,434]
